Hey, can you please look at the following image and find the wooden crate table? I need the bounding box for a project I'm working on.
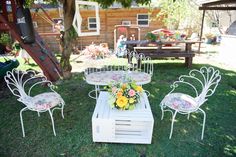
[92,91,154,144]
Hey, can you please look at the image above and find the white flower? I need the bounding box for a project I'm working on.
[108,94,116,108]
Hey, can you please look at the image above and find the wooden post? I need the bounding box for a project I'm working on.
[198,10,206,53]
[185,42,193,67]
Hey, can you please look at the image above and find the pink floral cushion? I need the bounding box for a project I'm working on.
[32,92,63,110]
[162,93,198,112]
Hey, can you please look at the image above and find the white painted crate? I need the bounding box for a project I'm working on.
[92,91,154,144]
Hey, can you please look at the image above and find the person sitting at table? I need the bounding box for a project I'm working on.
[116,35,127,57]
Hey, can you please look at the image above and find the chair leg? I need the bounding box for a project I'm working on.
[169,110,177,139]
[20,107,28,137]
[95,85,99,101]
[187,113,190,120]
[48,109,56,136]
[61,103,65,119]
[161,105,164,120]
[37,112,40,117]
[88,89,96,99]
[199,108,206,140]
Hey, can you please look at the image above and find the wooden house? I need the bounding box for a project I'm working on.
[32,7,165,52]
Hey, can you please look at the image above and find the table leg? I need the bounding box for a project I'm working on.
[185,57,193,67]
[95,85,99,101]
[185,43,193,68]
[185,43,192,53]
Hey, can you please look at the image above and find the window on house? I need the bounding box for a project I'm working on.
[88,17,97,30]
[122,21,131,26]
[73,1,100,36]
[137,14,149,27]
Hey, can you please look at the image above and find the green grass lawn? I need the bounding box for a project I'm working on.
[0,58,236,156]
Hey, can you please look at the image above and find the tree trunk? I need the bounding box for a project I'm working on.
[59,0,75,79]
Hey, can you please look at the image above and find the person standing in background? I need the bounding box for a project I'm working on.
[19,48,30,64]
[54,20,64,53]
[116,35,127,57]
[12,40,30,64]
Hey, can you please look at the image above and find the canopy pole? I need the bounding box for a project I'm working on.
[198,10,206,53]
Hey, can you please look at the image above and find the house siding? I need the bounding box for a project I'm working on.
[32,7,164,52]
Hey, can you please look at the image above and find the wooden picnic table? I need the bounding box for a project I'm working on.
[123,40,202,67]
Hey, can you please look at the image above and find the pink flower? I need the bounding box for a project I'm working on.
[112,87,117,94]
[172,102,179,109]
[128,89,136,97]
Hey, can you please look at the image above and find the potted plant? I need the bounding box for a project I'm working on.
[0,33,11,46]
[145,32,157,46]
[145,32,157,42]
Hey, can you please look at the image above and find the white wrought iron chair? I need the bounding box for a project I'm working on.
[127,51,153,96]
[160,66,221,139]
[127,51,153,76]
[4,69,65,137]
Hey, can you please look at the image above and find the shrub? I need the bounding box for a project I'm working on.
[0,33,11,45]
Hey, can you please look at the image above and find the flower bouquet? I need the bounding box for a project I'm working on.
[82,44,109,59]
[106,81,143,110]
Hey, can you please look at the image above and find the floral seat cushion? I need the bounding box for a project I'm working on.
[162,93,198,112]
[32,92,63,110]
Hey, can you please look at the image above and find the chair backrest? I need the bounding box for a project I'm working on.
[127,51,153,76]
[84,50,153,77]
[4,69,54,103]
[169,66,221,106]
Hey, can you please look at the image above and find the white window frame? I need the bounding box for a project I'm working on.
[88,17,97,30]
[137,14,149,27]
[73,0,100,36]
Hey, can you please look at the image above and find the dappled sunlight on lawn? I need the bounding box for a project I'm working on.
[0,55,236,156]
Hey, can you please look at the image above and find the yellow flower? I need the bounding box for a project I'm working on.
[116,96,128,108]
[122,84,127,90]
[129,98,135,104]
[136,86,143,92]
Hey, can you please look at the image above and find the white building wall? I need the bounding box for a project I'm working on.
[219,10,236,33]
